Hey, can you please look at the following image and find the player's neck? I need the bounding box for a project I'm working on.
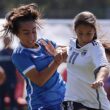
[76,40,82,48]
[33,43,39,48]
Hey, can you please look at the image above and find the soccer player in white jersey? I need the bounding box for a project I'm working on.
[42,11,110,110]
[63,11,110,110]
[1,3,67,110]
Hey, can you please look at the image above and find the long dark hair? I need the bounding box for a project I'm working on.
[1,3,41,45]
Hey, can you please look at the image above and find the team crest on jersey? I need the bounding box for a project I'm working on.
[81,50,87,56]
[31,54,38,58]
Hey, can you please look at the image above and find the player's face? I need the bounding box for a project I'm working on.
[17,21,37,48]
[75,24,96,46]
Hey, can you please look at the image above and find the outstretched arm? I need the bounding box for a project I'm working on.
[91,66,109,89]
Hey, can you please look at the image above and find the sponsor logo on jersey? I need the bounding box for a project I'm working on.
[92,40,98,46]
[81,50,87,56]
[31,54,38,58]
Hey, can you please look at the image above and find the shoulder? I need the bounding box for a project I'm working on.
[90,40,102,47]
[89,40,104,53]
[12,46,24,55]
[89,40,103,48]
[12,46,28,61]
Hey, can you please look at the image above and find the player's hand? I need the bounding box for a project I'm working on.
[56,47,67,62]
[40,39,57,56]
[90,80,104,89]
[54,51,63,65]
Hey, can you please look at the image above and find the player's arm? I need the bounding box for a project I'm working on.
[90,42,110,89]
[12,51,63,87]
[25,52,63,87]
[91,66,109,89]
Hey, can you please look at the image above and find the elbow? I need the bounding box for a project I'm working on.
[30,79,46,87]
[104,66,110,75]
[101,66,110,80]
[35,74,47,87]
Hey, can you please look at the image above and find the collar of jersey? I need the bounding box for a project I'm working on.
[70,38,89,50]
[19,43,41,52]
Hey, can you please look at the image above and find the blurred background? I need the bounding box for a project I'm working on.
[0,0,110,19]
[0,0,110,110]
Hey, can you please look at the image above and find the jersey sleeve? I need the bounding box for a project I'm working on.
[49,39,57,48]
[12,53,35,75]
[90,41,108,70]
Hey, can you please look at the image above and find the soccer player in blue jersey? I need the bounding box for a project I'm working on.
[1,3,67,110]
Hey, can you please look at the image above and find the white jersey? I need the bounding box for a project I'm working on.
[65,38,110,110]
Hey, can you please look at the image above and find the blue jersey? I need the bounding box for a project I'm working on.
[12,39,65,110]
